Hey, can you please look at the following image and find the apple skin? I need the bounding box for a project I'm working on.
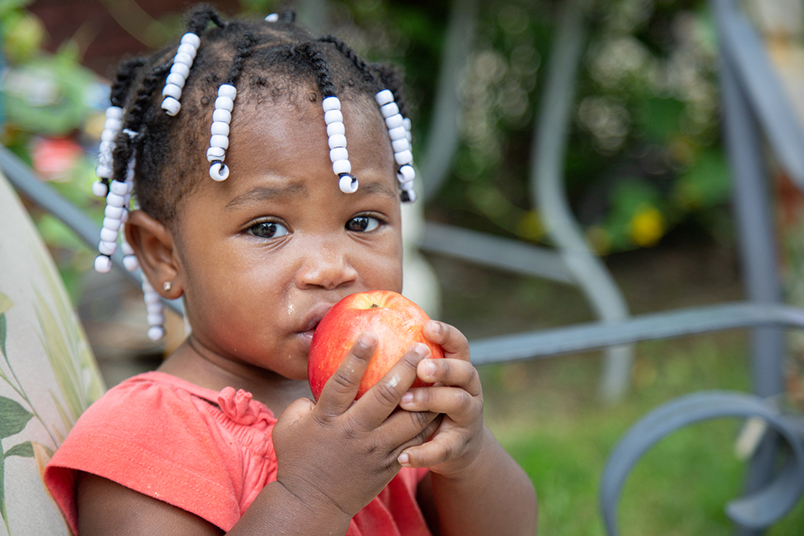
[308,290,444,401]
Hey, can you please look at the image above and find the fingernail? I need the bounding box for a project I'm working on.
[430,321,442,334]
[359,333,375,348]
[423,360,436,377]
[414,343,430,358]
[398,452,410,466]
[401,391,413,405]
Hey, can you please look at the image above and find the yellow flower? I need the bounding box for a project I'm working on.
[629,206,665,247]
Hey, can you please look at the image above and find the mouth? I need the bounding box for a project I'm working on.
[298,302,335,344]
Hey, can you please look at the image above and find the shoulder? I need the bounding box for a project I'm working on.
[45,372,245,533]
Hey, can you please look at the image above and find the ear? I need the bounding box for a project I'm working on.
[124,210,182,300]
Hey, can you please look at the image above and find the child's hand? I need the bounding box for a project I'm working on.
[396,320,486,478]
[271,333,440,520]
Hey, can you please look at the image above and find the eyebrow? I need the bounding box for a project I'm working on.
[355,179,398,200]
[225,183,308,210]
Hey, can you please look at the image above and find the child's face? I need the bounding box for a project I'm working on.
[171,91,403,381]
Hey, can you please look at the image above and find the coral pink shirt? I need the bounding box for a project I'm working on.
[44,371,431,535]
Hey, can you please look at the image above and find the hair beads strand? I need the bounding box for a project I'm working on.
[376,89,416,202]
[207,29,255,181]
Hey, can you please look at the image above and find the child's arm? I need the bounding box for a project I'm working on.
[76,335,439,536]
[399,321,538,536]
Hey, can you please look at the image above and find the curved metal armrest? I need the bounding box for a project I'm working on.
[469,302,804,366]
[600,391,804,534]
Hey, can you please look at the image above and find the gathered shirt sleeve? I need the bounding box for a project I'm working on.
[44,371,431,536]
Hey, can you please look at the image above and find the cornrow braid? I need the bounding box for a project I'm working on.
[186,4,226,35]
[110,57,146,107]
[318,35,377,86]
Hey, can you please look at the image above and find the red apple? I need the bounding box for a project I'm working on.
[308,290,444,401]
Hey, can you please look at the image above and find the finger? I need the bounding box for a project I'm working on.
[315,332,376,417]
[422,321,470,362]
[376,408,439,447]
[399,386,480,422]
[351,343,430,429]
[416,358,482,396]
[397,427,461,468]
[394,414,444,461]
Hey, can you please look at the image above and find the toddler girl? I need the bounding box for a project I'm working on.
[44,6,537,535]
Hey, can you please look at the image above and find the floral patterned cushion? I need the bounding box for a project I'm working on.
[0,172,104,535]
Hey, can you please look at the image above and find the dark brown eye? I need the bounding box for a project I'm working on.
[346,216,380,232]
[248,221,288,239]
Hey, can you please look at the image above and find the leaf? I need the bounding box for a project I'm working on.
[0,395,33,439]
[0,314,6,359]
[0,293,12,315]
[5,441,33,458]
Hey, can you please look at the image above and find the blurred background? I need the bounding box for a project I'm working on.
[3,0,804,533]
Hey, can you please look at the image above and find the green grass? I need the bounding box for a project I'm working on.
[480,336,804,535]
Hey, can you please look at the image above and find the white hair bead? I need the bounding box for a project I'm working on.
[94,255,112,273]
[210,135,229,150]
[147,313,164,326]
[375,89,394,106]
[166,73,186,89]
[146,302,162,315]
[105,106,123,119]
[121,238,134,256]
[330,147,348,162]
[403,117,412,131]
[120,209,129,223]
[339,174,358,193]
[332,159,352,175]
[218,84,237,100]
[174,52,193,67]
[213,109,231,123]
[385,114,403,130]
[397,165,415,183]
[326,122,345,137]
[170,62,190,79]
[123,255,139,272]
[95,164,112,179]
[104,117,122,131]
[206,146,226,162]
[324,110,343,125]
[381,102,399,118]
[103,217,121,231]
[144,291,160,305]
[110,180,127,195]
[388,125,406,141]
[98,240,116,256]
[394,149,413,166]
[92,181,109,197]
[265,13,279,22]
[106,192,126,207]
[177,43,197,59]
[181,32,200,48]
[209,162,229,181]
[328,134,347,149]
[322,96,341,112]
[215,96,234,112]
[392,138,410,153]
[162,83,182,100]
[100,228,118,243]
[402,189,417,203]
[105,205,124,220]
[101,129,116,143]
[99,140,114,153]
[147,326,165,342]
[162,97,181,116]
[210,122,229,136]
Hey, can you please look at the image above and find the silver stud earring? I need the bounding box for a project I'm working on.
[163,281,173,292]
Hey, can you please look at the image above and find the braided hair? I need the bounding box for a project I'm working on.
[92,5,416,339]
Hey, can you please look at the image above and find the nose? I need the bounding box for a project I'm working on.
[295,240,358,290]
